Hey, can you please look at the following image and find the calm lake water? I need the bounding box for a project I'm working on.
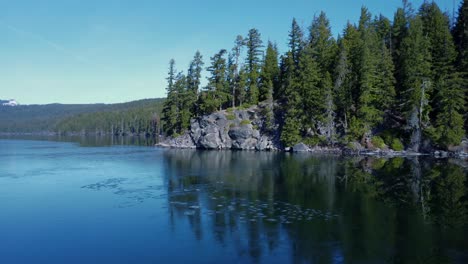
[0,138,467,263]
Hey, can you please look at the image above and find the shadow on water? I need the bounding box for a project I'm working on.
[159,150,468,264]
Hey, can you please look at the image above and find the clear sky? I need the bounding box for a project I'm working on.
[0,0,455,104]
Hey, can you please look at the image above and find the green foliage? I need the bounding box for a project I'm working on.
[54,99,164,135]
[0,99,158,133]
[259,42,279,102]
[279,51,303,146]
[200,49,230,113]
[226,114,235,120]
[380,130,404,151]
[303,136,323,146]
[348,117,366,140]
[399,16,433,151]
[434,73,465,148]
[281,115,302,147]
[245,28,263,105]
[371,158,387,170]
[454,0,468,70]
[297,46,321,132]
[309,11,337,74]
[240,119,251,126]
[162,59,179,135]
[371,136,386,149]
[346,142,360,150]
[453,0,468,131]
[288,18,304,64]
[390,138,404,151]
[187,51,204,92]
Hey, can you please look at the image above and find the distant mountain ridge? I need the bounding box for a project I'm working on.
[0,98,164,133]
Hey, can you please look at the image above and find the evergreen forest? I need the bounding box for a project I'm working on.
[162,0,468,151]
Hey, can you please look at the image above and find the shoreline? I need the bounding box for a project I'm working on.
[155,141,467,159]
[1,132,466,159]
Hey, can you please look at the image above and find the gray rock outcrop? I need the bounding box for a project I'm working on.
[158,105,280,151]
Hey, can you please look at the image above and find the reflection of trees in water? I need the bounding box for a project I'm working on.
[162,150,468,263]
[428,163,467,228]
[342,157,468,263]
[344,157,468,228]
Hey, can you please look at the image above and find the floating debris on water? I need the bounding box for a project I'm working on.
[81,178,127,190]
[184,210,196,216]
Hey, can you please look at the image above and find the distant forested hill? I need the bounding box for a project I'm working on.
[0,98,164,134]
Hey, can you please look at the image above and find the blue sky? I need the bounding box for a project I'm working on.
[0,0,455,104]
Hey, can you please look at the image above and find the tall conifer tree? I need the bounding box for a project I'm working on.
[400,16,432,152]
[245,29,263,105]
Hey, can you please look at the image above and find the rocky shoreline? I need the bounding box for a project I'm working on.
[156,106,468,159]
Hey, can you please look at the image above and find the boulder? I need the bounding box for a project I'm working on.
[292,142,310,152]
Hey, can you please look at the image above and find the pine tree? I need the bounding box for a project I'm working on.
[392,2,413,110]
[419,2,465,147]
[187,51,204,94]
[452,0,468,130]
[419,2,457,116]
[236,66,248,106]
[186,51,204,116]
[434,72,465,148]
[175,72,191,130]
[162,59,179,136]
[375,40,396,111]
[279,20,309,146]
[289,18,305,65]
[259,42,279,133]
[334,38,351,134]
[279,52,302,146]
[245,28,263,105]
[199,49,229,114]
[228,35,245,108]
[375,14,392,49]
[454,0,468,71]
[227,53,237,107]
[321,72,336,144]
[352,7,382,139]
[400,16,432,152]
[307,11,339,143]
[259,42,279,102]
[309,11,337,74]
[297,46,321,139]
[334,24,360,135]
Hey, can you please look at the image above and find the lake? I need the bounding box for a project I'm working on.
[0,138,467,263]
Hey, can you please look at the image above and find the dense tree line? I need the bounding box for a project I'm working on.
[0,99,164,134]
[162,0,467,150]
[55,99,164,136]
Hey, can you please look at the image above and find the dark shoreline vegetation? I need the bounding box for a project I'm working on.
[160,1,468,155]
